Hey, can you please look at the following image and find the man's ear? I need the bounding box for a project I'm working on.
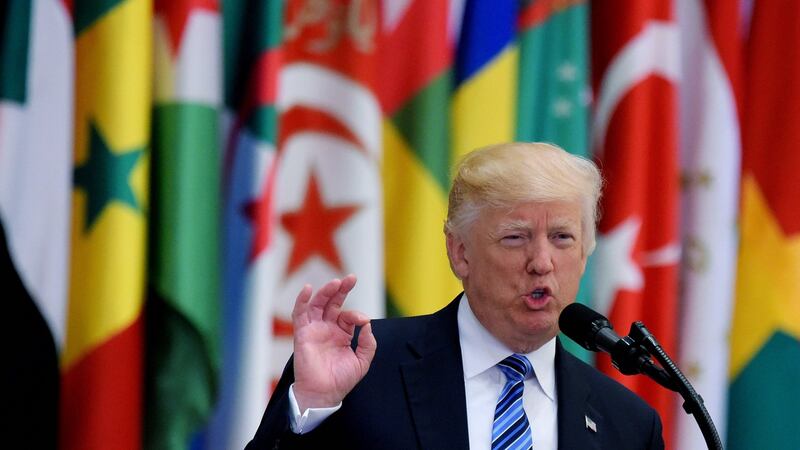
[446,232,469,279]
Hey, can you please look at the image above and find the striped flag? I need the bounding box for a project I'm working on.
[381,0,462,317]
[0,0,73,447]
[674,0,742,448]
[516,0,592,361]
[207,1,284,448]
[61,0,152,448]
[146,1,222,449]
[452,0,518,161]
[728,2,800,449]
[590,0,680,444]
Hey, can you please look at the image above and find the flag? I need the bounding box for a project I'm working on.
[270,0,384,380]
[0,3,73,446]
[590,0,680,444]
[452,0,518,161]
[206,1,284,448]
[515,0,592,360]
[728,2,800,449]
[381,0,462,317]
[146,1,222,449]
[674,0,742,447]
[61,0,152,448]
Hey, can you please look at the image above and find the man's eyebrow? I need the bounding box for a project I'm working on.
[487,221,529,239]
[496,220,530,232]
[549,217,581,231]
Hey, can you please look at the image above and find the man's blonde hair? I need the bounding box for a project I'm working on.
[444,142,602,254]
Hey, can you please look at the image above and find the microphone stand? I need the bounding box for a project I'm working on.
[626,322,723,450]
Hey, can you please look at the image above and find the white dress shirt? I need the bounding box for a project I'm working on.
[458,294,558,450]
[289,295,559,450]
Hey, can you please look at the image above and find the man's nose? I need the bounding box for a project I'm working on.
[526,241,554,275]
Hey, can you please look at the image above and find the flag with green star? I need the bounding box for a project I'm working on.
[73,122,144,232]
[61,1,152,449]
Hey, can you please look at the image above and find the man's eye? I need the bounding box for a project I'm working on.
[501,235,525,245]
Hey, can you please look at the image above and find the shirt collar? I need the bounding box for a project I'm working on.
[457,293,557,402]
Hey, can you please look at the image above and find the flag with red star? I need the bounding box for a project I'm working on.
[207,1,285,448]
[264,0,385,398]
[590,0,680,445]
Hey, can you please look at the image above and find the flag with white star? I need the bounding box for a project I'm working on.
[590,0,681,444]
[516,0,592,361]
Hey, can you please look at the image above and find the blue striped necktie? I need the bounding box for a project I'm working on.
[492,354,534,450]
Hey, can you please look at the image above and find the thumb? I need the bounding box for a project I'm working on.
[355,322,377,370]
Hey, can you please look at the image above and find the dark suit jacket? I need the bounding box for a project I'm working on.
[247,296,664,449]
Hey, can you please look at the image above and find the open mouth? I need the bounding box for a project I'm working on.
[531,287,550,299]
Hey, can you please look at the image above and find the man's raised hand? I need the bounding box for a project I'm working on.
[291,274,377,412]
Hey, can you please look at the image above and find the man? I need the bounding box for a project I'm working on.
[247,143,664,449]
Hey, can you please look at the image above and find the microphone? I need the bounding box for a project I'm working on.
[559,303,677,391]
[560,304,724,449]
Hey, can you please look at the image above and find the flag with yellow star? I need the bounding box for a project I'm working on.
[61,1,151,449]
[729,3,800,449]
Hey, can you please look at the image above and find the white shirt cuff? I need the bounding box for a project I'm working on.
[288,384,342,434]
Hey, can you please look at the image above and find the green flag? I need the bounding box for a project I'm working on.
[515,1,592,361]
[145,2,222,449]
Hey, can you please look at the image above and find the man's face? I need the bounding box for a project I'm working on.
[447,200,587,353]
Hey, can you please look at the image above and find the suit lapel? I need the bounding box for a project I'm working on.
[400,298,470,450]
[555,339,602,450]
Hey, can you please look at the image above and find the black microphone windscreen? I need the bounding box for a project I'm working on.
[559,303,608,350]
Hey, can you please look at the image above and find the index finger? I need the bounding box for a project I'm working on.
[322,274,357,321]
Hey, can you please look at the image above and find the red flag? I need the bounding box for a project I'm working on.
[590,0,680,444]
[728,2,800,449]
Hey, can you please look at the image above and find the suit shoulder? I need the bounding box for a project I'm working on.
[366,312,438,352]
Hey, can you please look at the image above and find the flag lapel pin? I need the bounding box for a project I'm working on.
[585,415,597,433]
